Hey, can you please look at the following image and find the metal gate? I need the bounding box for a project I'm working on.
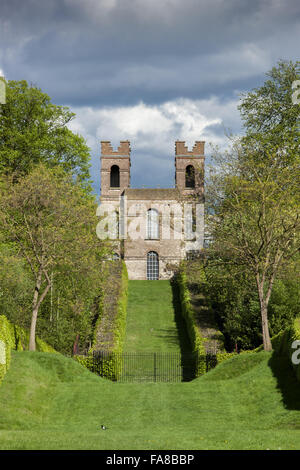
[92,351,218,383]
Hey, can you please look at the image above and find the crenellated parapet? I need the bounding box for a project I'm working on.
[175,141,205,156]
[101,140,131,156]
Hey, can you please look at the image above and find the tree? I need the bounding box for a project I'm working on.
[239,59,300,143]
[206,60,300,351]
[0,165,110,351]
[0,80,91,183]
[204,253,300,351]
[207,138,299,351]
[0,242,33,328]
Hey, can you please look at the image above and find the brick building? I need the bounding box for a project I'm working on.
[99,140,205,280]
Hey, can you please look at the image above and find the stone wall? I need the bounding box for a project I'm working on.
[99,140,205,280]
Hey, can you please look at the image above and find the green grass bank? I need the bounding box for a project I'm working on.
[123,280,191,353]
[0,350,299,450]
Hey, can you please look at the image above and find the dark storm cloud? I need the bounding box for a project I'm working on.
[0,0,299,193]
[1,0,299,107]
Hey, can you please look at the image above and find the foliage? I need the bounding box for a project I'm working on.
[0,315,56,384]
[0,80,91,184]
[0,243,33,329]
[268,264,300,334]
[0,165,111,352]
[93,261,129,381]
[272,318,300,382]
[206,60,300,350]
[183,259,226,350]
[74,261,128,380]
[112,261,129,353]
[0,315,14,383]
[215,351,236,366]
[204,255,300,351]
[239,59,300,146]
[73,354,94,372]
[177,268,207,376]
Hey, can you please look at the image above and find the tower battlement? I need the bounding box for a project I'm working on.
[175,141,205,156]
[99,138,205,280]
[101,140,131,156]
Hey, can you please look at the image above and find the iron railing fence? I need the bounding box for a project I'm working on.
[92,350,218,383]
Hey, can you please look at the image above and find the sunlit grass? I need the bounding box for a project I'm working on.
[0,350,299,449]
[124,280,190,353]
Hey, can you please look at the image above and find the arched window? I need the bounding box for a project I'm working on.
[185,165,195,188]
[110,165,120,187]
[147,208,159,239]
[147,251,159,280]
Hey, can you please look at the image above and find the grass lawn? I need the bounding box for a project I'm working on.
[123,280,191,353]
[0,350,300,450]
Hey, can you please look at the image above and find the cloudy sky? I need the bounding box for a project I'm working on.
[0,0,299,193]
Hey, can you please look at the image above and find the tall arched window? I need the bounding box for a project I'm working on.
[147,251,159,280]
[110,165,120,187]
[147,208,159,239]
[185,165,195,188]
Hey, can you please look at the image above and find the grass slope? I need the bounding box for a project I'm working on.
[0,350,300,450]
[123,280,191,353]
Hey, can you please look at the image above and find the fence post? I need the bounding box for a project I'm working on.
[154,352,157,382]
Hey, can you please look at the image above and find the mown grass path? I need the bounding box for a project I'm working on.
[0,351,300,450]
[123,280,191,353]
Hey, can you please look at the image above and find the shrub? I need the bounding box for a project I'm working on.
[74,261,128,381]
[177,269,206,376]
[0,315,15,383]
[0,314,57,385]
[272,318,300,382]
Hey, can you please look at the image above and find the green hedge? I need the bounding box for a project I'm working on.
[103,261,128,380]
[290,319,300,382]
[73,354,94,372]
[74,261,129,380]
[239,319,300,382]
[177,270,206,376]
[216,351,236,365]
[270,318,300,382]
[0,314,56,385]
[0,315,15,384]
[177,268,239,375]
[111,261,129,354]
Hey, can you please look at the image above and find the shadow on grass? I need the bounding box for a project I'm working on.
[268,351,300,411]
[170,280,197,381]
[154,328,183,346]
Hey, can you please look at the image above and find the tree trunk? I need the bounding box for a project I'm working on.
[260,301,272,351]
[29,306,39,351]
[29,269,42,351]
[256,274,272,351]
[29,268,51,351]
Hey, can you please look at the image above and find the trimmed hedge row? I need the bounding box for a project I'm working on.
[0,314,56,384]
[0,315,15,384]
[215,351,236,365]
[74,261,129,380]
[270,318,300,382]
[177,268,237,375]
[178,264,300,380]
[177,270,207,376]
[92,262,128,381]
[111,261,129,354]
